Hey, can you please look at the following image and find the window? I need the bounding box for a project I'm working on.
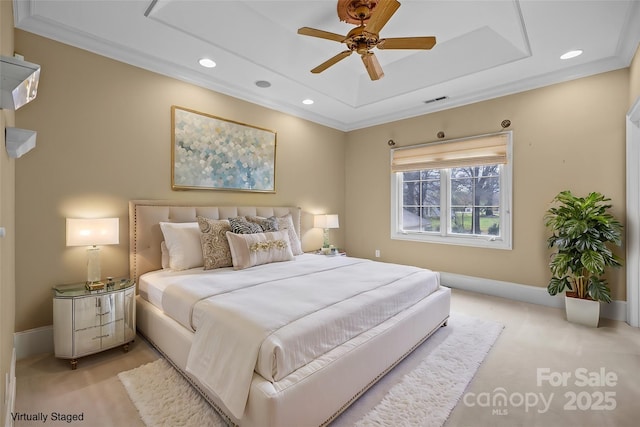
[391,131,512,249]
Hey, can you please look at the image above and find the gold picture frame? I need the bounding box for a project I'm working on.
[171,106,277,192]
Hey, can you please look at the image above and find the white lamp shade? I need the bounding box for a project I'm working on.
[314,214,339,229]
[66,218,119,247]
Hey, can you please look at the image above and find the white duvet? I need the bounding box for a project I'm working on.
[140,255,440,419]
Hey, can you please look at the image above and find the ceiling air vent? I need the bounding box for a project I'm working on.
[424,96,448,104]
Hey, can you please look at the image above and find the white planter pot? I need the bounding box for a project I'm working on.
[565,295,600,327]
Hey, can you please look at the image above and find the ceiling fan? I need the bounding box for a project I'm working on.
[297,0,436,81]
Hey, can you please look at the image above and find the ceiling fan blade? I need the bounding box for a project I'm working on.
[378,36,437,50]
[298,27,346,43]
[365,0,401,35]
[362,52,384,80]
[311,50,353,73]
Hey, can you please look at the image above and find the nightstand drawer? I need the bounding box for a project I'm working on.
[73,298,100,330]
[74,326,103,356]
[74,319,126,356]
[73,294,124,330]
[101,319,125,348]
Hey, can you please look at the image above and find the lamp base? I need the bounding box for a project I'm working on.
[87,247,101,283]
[323,228,330,249]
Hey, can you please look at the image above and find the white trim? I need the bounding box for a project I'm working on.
[626,96,640,327]
[390,230,511,250]
[3,349,16,427]
[13,326,53,360]
[441,272,627,322]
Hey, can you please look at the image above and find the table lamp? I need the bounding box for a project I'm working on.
[314,214,339,250]
[66,218,119,283]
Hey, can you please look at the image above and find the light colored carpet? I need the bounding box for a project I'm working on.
[118,313,502,427]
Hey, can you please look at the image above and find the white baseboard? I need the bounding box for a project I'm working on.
[13,325,53,361]
[4,348,16,427]
[440,272,628,323]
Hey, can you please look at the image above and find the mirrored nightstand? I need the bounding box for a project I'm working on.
[53,278,136,369]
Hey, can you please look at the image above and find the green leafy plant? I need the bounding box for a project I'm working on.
[544,190,623,303]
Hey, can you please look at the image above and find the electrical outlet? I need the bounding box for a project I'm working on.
[375,249,380,258]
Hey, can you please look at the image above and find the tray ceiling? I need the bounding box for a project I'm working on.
[13,0,640,131]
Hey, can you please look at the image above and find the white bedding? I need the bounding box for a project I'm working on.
[139,254,441,420]
[139,254,339,328]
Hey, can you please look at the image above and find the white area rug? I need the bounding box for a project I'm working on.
[118,313,502,427]
[118,358,222,427]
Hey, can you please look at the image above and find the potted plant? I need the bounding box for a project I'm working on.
[544,190,623,327]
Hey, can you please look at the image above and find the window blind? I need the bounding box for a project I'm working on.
[391,132,509,172]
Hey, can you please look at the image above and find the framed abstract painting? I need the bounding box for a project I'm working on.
[171,106,277,192]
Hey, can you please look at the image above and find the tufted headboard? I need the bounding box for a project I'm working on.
[128,200,302,283]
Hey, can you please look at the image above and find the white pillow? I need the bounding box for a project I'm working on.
[226,230,294,270]
[160,241,170,269]
[276,213,303,255]
[159,222,204,270]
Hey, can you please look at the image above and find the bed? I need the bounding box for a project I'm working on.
[129,200,451,427]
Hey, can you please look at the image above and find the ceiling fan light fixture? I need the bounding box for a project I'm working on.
[298,0,435,81]
[198,58,217,68]
[302,99,314,105]
[560,50,583,60]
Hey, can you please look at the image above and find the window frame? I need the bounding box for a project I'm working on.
[390,131,513,250]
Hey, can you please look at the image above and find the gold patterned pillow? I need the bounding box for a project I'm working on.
[197,216,232,270]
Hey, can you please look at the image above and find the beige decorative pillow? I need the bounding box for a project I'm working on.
[197,216,233,270]
[276,213,303,255]
[226,230,294,270]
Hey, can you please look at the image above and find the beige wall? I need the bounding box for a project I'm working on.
[14,30,346,332]
[631,43,640,107]
[11,30,640,334]
[0,1,16,424]
[345,69,629,300]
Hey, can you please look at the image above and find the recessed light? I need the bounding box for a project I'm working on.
[560,50,583,60]
[302,99,314,105]
[198,58,216,68]
[255,80,271,88]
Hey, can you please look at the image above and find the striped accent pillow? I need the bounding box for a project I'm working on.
[245,215,279,232]
[229,216,263,234]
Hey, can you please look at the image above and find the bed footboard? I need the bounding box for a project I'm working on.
[136,287,451,427]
